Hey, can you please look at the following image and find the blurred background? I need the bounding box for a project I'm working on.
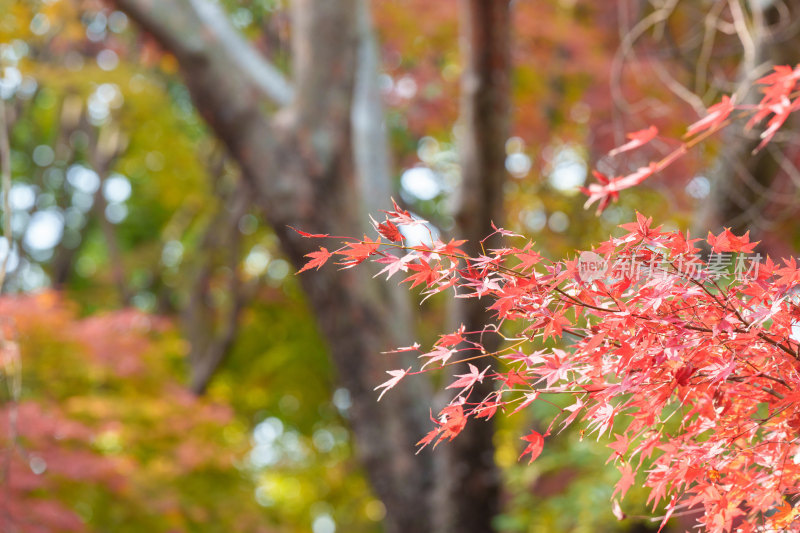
[1,0,799,532]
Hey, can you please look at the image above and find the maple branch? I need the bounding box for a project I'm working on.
[554,286,623,314]
[51,97,89,288]
[694,1,727,94]
[688,276,800,360]
[726,375,785,400]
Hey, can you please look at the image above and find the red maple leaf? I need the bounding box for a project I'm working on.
[755,64,800,91]
[582,164,658,213]
[374,368,411,401]
[749,65,800,128]
[620,212,662,241]
[382,198,418,226]
[416,426,441,450]
[474,395,501,420]
[374,253,412,280]
[542,311,571,340]
[558,397,585,431]
[514,242,542,272]
[290,227,331,238]
[667,231,703,256]
[434,238,468,257]
[685,95,736,137]
[519,430,544,464]
[420,345,456,369]
[438,324,466,347]
[439,404,467,442]
[612,462,636,499]
[775,257,800,287]
[402,260,439,289]
[608,433,630,458]
[706,228,758,253]
[489,221,523,239]
[674,364,696,386]
[296,247,333,274]
[336,236,381,268]
[383,343,420,353]
[417,403,470,451]
[376,220,404,242]
[511,391,540,415]
[754,96,800,152]
[446,363,488,391]
[609,125,658,157]
[496,370,529,390]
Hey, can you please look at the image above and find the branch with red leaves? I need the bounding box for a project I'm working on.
[584,65,800,213]
[297,202,800,532]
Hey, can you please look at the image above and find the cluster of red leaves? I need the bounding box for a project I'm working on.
[583,65,800,213]
[298,208,800,532]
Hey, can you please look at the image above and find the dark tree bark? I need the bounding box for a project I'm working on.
[434,1,511,532]
[111,0,509,530]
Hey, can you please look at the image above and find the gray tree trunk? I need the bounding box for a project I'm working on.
[112,0,509,530]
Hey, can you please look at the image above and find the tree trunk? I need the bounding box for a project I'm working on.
[434,1,511,532]
[111,0,508,531]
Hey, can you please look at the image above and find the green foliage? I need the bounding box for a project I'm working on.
[207,288,385,531]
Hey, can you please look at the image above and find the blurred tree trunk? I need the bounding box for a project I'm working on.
[112,0,507,531]
[692,0,800,239]
[184,175,253,394]
[434,1,510,532]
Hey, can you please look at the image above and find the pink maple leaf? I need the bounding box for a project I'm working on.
[609,126,658,157]
[374,368,411,401]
